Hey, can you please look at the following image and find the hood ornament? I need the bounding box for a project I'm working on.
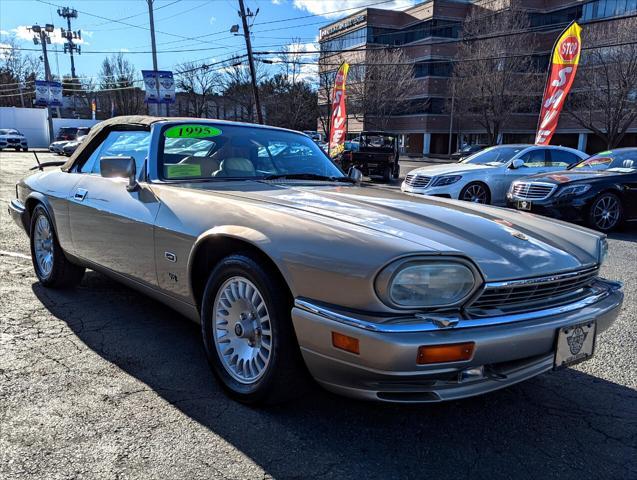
[511,230,529,241]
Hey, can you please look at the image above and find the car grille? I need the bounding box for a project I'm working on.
[510,182,556,200]
[404,174,431,188]
[7,138,19,144]
[467,267,599,316]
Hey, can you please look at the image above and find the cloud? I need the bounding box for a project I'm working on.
[0,30,9,35]
[120,48,130,52]
[13,25,87,45]
[271,0,282,4]
[209,16,216,23]
[292,0,415,18]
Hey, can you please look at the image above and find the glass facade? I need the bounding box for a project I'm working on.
[582,0,637,20]
[320,27,366,52]
[368,19,460,46]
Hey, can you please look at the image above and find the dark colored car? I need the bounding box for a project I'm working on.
[339,131,399,182]
[55,126,91,141]
[507,148,637,232]
[451,144,487,161]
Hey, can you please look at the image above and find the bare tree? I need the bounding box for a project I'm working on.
[221,55,267,122]
[0,36,41,107]
[566,18,637,149]
[348,48,419,131]
[175,61,220,117]
[99,53,144,116]
[451,2,538,145]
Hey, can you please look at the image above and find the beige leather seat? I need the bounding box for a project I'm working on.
[213,157,256,177]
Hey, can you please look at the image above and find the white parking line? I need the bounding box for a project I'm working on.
[0,250,31,260]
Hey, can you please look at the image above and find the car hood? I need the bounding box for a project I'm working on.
[407,162,500,177]
[522,169,632,184]
[0,134,23,139]
[183,182,601,281]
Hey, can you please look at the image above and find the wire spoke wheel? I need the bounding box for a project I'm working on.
[213,276,272,385]
[33,213,54,277]
[462,184,488,203]
[592,195,620,230]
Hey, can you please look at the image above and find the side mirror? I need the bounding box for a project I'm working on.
[348,166,363,185]
[510,158,525,169]
[100,156,138,191]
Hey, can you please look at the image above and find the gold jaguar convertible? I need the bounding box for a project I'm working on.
[9,116,623,404]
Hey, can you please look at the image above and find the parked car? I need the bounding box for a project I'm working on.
[401,144,587,205]
[0,128,28,151]
[339,131,400,182]
[344,139,360,152]
[9,116,623,405]
[62,135,88,156]
[507,148,637,232]
[49,140,70,155]
[55,127,79,141]
[451,144,487,161]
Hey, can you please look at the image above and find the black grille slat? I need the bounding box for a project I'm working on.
[404,174,431,188]
[511,182,555,200]
[469,268,599,315]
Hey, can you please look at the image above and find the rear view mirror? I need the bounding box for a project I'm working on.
[100,156,137,191]
[511,159,525,169]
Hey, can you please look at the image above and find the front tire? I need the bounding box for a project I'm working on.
[460,182,491,204]
[30,204,85,288]
[200,254,307,404]
[588,192,623,232]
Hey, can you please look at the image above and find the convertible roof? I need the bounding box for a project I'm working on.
[61,115,165,171]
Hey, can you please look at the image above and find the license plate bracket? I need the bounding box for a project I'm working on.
[517,200,532,211]
[554,321,596,369]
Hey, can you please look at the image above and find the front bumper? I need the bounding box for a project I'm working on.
[291,279,623,403]
[400,181,460,199]
[8,198,28,233]
[506,194,591,223]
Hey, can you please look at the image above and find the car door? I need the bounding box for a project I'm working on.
[68,129,161,286]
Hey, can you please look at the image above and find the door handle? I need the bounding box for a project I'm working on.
[74,188,88,201]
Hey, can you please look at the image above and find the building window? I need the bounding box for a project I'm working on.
[320,28,366,52]
[582,0,637,20]
[368,19,460,46]
[414,61,452,78]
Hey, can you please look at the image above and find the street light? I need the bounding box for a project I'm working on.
[230,24,239,33]
[45,24,54,32]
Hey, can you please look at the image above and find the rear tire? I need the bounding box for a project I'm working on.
[200,254,308,405]
[30,204,85,288]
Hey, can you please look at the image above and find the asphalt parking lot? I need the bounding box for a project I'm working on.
[1,151,636,480]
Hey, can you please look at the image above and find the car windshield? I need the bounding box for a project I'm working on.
[359,134,395,148]
[159,123,345,181]
[461,146,525,164]
[570,150,637,171]
[0,129,19,135]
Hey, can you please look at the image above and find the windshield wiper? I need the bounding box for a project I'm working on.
[262,173,355,183]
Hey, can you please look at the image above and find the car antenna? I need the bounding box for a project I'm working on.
[33,151,42,171]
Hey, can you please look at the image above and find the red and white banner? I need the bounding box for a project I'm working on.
[535,22,582,145]
[329,63,350,158]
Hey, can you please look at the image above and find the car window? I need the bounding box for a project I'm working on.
[571,150,637,171]
[80,130,150,174]
[518,149,547,167]
[462,146,524,164]
[548,149,581,167]
[159,123,344,180]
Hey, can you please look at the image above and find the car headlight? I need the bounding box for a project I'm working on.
[376,258,479,308]
[432,175,462,187]
[599,237,609,266]
[556,184,591,197]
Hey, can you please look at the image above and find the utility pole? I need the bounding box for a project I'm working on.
[237,0,263,124]
[30,24,55,143]
[57,8,80,79]
[146,0,163,116]
[447,83,455,159]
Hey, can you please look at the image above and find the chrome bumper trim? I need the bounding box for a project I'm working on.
[294,279,623,334]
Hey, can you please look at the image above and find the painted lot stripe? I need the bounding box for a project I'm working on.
[0,250,31,260]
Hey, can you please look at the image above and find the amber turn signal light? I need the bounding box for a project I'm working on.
[332,332,360,354]
[417,342,475,364]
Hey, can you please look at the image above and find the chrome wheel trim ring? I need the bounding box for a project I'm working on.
[593,195,620,230]
[463,184,488,203]
[212,276,272,385]
[33,213,54,277]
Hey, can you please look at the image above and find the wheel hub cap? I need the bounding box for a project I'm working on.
[33,214,54,277]
[212,276,272,384]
